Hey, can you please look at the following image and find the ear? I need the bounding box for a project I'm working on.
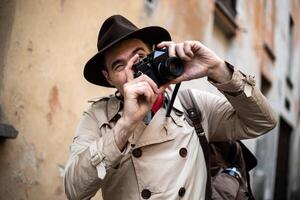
[102,70,113,85]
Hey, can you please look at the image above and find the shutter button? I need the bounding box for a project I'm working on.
[141,189,151,199]
[132,148,142,158]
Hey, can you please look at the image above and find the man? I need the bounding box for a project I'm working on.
[64,15,276,200]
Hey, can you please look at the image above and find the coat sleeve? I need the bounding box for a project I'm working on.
[64,102,125,200]
[192,66,277,141]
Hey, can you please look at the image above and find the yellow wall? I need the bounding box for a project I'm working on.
[0,1,212,199]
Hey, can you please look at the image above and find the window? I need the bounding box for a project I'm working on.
[262,0,276,61]
[214,0,238,37]
[286,14,294,89]
[216,0,237,18]
[261,74,272,96]
[259,0,276,92]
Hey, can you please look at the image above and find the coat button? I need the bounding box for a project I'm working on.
[178,187,186,197]
[141,189,151,199]
[179,148,188,157]
[132,148,142,158]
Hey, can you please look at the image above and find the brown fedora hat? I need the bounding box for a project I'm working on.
[84,15,172,87]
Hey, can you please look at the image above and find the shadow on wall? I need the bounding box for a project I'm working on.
[0,0,16,93]
[0,0,17,135]
[0,1,18,138]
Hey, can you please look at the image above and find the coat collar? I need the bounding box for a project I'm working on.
[106,95,122,122]
[165,87,184,114]
[128,109,177,148]
[104,91,186,148]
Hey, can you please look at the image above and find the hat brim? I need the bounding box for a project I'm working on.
[84,26,171,87]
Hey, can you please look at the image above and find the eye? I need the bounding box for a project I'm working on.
[114,64,125,72]
[138,53,146,59]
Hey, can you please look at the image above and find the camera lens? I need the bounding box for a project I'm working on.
[158,57,184,79]
[167,57,184,76]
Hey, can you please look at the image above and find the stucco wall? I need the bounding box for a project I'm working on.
[0,1,214,199]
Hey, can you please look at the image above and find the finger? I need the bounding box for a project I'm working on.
[183,41,194,58]
[134,82,156,104]
[156,41,172,49]
[126,78,158,104]
[125,66,134,82]
[157,83,168,94]
[125,54,139,81]
[132,74,159,94]
[190,41,201,53]
[168,42,176,57]
[143,84,156,104]
[124,81,149,98]
[128,54,140,69]
[175,43,192,61]
[156,41,176,57]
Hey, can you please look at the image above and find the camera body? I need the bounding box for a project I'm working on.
[132,49,184,86]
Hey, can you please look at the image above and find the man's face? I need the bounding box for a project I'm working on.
[102,39,151,95]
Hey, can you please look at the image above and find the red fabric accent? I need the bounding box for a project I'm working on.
[151,94,165,114]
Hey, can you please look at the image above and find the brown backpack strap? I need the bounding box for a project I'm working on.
[178,89,212,200]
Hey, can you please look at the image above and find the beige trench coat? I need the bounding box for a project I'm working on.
[64,69,277,200]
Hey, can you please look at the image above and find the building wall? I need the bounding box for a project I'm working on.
[0,0,299,200]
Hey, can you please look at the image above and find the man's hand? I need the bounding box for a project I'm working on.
[157,41,232,84]
[122,75,159,126]
[113,55,162,150]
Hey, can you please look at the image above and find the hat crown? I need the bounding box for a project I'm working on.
[84,15,171,87]
[97,15,138,51]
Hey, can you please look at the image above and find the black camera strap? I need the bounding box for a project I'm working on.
[165,82,181,117]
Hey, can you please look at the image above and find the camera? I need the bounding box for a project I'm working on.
[132,49,184,86]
